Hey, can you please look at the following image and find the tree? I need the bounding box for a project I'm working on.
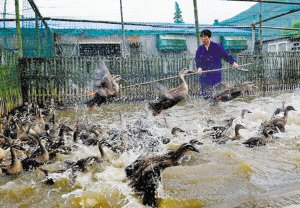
[282,20,300,37]
[173,2,184,23]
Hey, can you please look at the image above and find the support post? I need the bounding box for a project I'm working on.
[120,0,127,56]
[259,0,262,55]
[15,0,23,58]
[193,0,201,47]
[251,25,255,54]
[35,14,41,57]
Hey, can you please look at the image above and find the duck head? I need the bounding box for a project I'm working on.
[235,124,246,131]
[242,109,252,115]
[189,139,203,146]
[177,143,200,154]
[285,106,296,111]
[171,127,185,135]
[112,75,126,82]
[179,68,194,76]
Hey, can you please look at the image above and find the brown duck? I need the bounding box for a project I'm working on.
[261,106,296,133]
[148,68,193,116]
[232,124,246,141]
[38,140,110,185]
[213,82,258,103]
[22,137,49,171]
[125,143,199,207]
[243,127,274,148]
[85,61,123,110]
[0,144,25,176]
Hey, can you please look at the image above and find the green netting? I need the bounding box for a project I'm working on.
[0,0,299,58]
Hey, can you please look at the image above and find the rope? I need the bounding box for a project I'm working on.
[121,63,252,89]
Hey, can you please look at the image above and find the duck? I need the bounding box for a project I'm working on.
[85,61,123,110]
[102,130,129,154]
[0,144,25,176]
[37,140,110,185]
[271,101,286,119]
[241,109,252,120]
[243,127,274,148]
[213,82,258,103]
[208,124,246,144]
[148,68,193,116]
[125,143,199,207]
[261,106,296,133]
[66,140,111,171]
[21,137,49,171]
[203,117,235,141]
[232,124,246,141]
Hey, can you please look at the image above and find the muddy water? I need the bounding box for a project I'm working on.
[1,90,300,208]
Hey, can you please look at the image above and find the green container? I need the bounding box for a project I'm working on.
[157,35,187,51]
[222,36,248,50]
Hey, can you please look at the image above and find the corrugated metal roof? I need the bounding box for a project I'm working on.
[0,20,252,36]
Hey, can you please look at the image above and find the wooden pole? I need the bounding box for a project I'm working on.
[251,25,255,54]
[15,0,23,58]
[193,0,201,47]
[259,0,262,55]
[121,63,252,89]
[35,14,41,57]
[120,0,127,56]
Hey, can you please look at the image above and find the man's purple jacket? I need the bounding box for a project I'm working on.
[194,41,236,96]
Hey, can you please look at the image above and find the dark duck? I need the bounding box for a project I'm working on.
[271,101,286,119]
[261,106,296,133]
[148,68,193,116]
[125,143,199,207]
[212,82,258,103]
[243,127,274,148]
[203,117,235,141]
[21,137,49,171]
[85,61,123,111]
[38,140,110,185]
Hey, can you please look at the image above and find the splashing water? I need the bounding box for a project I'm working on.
[1,90,300,207]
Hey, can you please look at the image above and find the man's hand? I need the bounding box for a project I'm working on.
[232,62,239,69]
[197,67,203,75]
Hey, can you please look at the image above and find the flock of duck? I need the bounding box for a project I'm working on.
[0,61,298,207]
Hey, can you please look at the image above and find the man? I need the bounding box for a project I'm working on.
[194,29,239,98]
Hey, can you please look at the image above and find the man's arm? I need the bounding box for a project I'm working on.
[195,46,204,74]
[217,44,239,68]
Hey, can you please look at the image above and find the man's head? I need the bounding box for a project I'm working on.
[200,29,211,46]
[200,29,211,38]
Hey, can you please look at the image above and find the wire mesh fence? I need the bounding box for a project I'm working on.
[0,0,300,115]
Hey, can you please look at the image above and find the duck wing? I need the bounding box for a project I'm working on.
[243,137,267,148]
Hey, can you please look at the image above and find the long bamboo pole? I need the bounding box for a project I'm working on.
[121,63,252,89]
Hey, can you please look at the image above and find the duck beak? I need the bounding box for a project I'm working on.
[193,148,200,153]
[87,92,96,96]
[88,104,96,112]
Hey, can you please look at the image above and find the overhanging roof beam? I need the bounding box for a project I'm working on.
[27,0,51,32]
[252,8,300,25]
[226,0,300,6]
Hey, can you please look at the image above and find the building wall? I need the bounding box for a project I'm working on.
[56,33,252,57]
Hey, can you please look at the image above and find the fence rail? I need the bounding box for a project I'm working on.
[1,51,300,116]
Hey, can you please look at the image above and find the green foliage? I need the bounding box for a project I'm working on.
[282,20,300,37]
[173,2,184,24]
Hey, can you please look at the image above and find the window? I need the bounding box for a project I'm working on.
[268,41,287,53]
[268,44,277,52]
[79,43,121,56]
[278,42,287,52]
